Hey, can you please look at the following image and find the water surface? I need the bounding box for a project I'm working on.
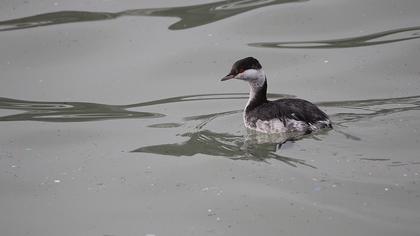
[1,0,420,235]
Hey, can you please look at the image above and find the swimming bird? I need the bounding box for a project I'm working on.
[221,57,332,134]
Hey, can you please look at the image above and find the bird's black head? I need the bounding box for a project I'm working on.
[221,57,262,81]
[221,57,263,82]
[231,57,262,73]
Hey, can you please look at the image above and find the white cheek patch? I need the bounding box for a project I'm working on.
[243,69,259,79]
[235,69,266,86]
[234,71,247,80]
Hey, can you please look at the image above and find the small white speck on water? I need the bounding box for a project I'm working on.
[145,234,156,236]
[403,173,408,177]
[384,187,389,191]
[25,148,32,151]
[216,217,221,221]
[208,33,213,37]
[331,184,337,188]
[207,209,212,213]
[54,179,61,183]
[414,172,419,176]
[53,2,59,6]
[323,60,329,63]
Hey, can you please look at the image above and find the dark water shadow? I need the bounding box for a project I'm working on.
[319,95,420,125]
[0,93,286,122]
[0,97,163,122]
[0,0,305,32]
[249,26,420,49]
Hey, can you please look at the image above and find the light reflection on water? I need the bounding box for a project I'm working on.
[1,94,419,166]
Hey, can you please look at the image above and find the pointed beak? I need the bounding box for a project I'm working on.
[221,74,235,81]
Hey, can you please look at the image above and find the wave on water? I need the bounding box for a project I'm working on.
[0,0,304,31]
[2,94,419,165]
[249,26,420,49]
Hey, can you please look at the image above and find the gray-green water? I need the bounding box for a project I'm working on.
[1,0,420,235]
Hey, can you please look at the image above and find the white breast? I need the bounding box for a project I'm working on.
[245,118,310,134]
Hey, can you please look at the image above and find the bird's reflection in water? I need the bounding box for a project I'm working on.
[133,127,319,168]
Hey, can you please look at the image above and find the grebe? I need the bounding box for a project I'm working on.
[221,57,332,134]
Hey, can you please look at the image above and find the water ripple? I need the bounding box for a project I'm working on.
[320,95,420,125]
[0,0,304,31]
[0,97,163,122]
[132,94,420,163]
[2,94,419,164]
[0,93,270,122]
[249,26,420,49]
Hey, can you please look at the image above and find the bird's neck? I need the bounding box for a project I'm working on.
[245,77,268,112]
